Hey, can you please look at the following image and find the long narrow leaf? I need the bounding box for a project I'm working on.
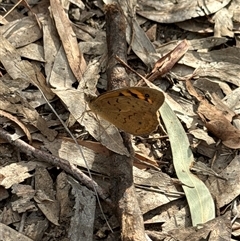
[161,101,215,226]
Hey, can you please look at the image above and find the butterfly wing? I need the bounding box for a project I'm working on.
[89,87,164,111]
[108,108,160,135]
[119,87,165,112]
[88,87,164,135]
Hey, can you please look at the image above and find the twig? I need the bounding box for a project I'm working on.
[105,4,130,90]
[105,3,147,240]
[0,127,113,207]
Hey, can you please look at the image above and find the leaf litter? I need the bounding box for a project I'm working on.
[0,0,240,240]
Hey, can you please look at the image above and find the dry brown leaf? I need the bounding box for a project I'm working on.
[137,0,231,23]
[56,172,72,219]
[0,34,54,100]
[0,81,57,141]
[198,100,240,149]
[17,43,45,62]
[0,162,37,189]
[34,190,60,226]
[133,168,183,214]
[176,19,213,33]
[209,155,240,207]
[0,223,34,241]
[213,8,234,37]
[44,137,112,175]
[34,167,60,226]
[40,15,61,84]
[146,39,189,82]
[47,46,78,89]
[145,24,157,42]
[68,177,96,240]
[11,197,37,213]
[189,129,215,145]
[62,137,112,156]
[186,78,240,149]
[0,15,42,47]
[12,184,35,198]
[0,110,32,143]
[195,62,240,87]
[211,92,236,121]
[166,213,231,241]
[119,1,156,67]
[50,0,86,81]
[134,152,159,170]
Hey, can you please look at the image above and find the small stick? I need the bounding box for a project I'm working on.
[105,3,147,240]
[0,127,113,207]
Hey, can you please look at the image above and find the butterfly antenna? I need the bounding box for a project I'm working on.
[37,87,113,232]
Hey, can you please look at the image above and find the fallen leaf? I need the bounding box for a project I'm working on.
[50,0,86,81]
[186,78,240,149]
[0,162,37,189]
[0,110,32,143]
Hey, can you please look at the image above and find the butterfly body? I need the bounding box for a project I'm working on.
[88,87,165,135]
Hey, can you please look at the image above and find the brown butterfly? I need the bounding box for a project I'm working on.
[88,87,165,135]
